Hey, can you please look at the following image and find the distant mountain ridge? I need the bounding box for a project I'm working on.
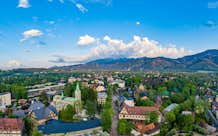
[55,49,218,71]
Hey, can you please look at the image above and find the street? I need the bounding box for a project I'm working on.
[111,95,119,136]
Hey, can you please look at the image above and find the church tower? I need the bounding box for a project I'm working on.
[74,82,81,113]
[75,82,81,101]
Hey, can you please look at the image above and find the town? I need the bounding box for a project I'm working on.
[0,70,217,136]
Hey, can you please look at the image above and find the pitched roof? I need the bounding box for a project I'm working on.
[28,100,44,111]
[139,92,149,97]
[122,104,159,115]
[0,118,23,131]
[31,106,57,120]
[29,100,57,120]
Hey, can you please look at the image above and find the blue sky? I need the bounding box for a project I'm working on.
[0,0,218,68]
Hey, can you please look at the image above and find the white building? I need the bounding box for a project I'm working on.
[124,98,135,107]
[0,92,11,108]
[68,77,76,84]
[97,92,107,105]
[111,79,125,88]
[95,86,106,92]
[163,103,178,113]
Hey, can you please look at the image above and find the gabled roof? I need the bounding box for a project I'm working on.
[121,104,159,115]
[0,118,23,131]
[32,107,55,120]
[29,101,57,120]
[28,100,44,111]
[139,92,149,97]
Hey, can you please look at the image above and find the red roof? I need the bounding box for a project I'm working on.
[0,118,23,131]
[123,104,159,115]
[135,122,155,133]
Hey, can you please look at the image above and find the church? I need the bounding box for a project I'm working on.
[51,83,82,113]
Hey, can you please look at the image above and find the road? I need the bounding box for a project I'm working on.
[111,95,119,136]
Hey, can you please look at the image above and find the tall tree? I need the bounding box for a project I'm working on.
[39,91,49,107]
[85,100,97,118]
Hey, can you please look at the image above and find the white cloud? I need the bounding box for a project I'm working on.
[50,35,192,64]
[20,29,43,42]
[89,35,191,59]
[7,60,22,68]
[76,3,88,13]
[18,0,30,8]
[77,35,97,45]
[136,21,140,25]
[208,1,218,8]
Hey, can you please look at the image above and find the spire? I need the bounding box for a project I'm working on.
[75,82,80,92]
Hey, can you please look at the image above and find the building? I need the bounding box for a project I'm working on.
[111,79,125,88]
[0,118,23,136]
[163,103,178,113]
[139,92,149,100]
[135,122,160,136]
[0,92,11,111]
[38,119,101,136]
[74,83,82,113]
[68,77,76,84]
[27,83,65,98]
[119,104,161,122]
[0,92,11,106]
[97,92,107,105]
[124,97,135,107]
[28,101,58,124]
[95,85,106,92]
[52,83,82,113]
[52,93,76,111]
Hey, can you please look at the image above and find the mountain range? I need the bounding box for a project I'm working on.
[56,49,218,71]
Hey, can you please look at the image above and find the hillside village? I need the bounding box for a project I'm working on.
[0,71,218,136]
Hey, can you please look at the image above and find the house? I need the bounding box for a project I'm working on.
[139,92,149,100]
[135,122,160,136]
[97,92,107,105]
[161,90,170,98]
[18,99,27,106]
[111,79,125,88]
[124,97,135,107]
[28,100,58,124]
[0,118,23,136]
[163,103,178,113]
[119,104,161,122]
[68,77,76,84]
[95,85,106,92]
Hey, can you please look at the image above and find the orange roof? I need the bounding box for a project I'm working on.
[0,118,23,131]
[135,122,155,133]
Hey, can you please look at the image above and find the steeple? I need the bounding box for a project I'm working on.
[74,82,81,113]
[75,82,81,101]
[75,82,80,92]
